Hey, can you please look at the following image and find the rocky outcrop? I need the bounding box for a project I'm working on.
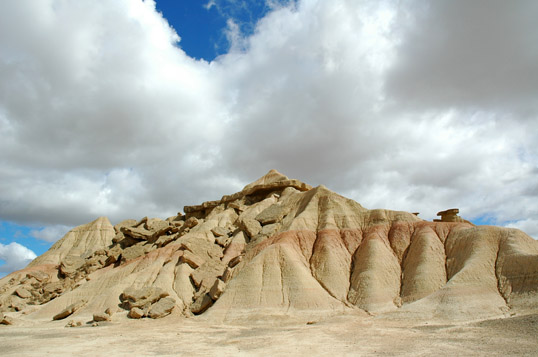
[120,287,175,319]
[183,169,311,218]
[0,169,536,324]
[434,208,472,224]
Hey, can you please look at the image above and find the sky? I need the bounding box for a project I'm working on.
[0,0,537,276]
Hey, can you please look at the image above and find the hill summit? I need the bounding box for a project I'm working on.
[1,170,537,324]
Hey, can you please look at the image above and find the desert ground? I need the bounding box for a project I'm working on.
[1,312,537,356]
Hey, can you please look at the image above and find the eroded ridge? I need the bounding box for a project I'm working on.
[1,169,537,325]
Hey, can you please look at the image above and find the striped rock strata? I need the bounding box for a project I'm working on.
[0,170,537,324]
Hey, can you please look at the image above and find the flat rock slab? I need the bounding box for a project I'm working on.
[14,287,32,299]
[121,226,153,240]
[180,251,205,269]
[53,300,86,320]
[255,204,286,224]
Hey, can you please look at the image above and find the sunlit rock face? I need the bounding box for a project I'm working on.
[1,170,537,323]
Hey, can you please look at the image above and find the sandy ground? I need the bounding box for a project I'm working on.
[1,312,537,356]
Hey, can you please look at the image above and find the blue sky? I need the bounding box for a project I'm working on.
[155,0,230,60]
[0,0,537,277]
[154,0,278,61]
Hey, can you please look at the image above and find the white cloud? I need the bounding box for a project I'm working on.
[204,1,217,10]
[506,219,538,240]
[0,242,37,274]
[29,225,71,243]
[0,0,536,246]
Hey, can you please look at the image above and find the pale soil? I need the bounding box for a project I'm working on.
[1,312,537,356]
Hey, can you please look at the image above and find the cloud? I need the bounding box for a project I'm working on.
[506,219,538,240]
[0,0,229,225]
[204,1,217,10]
[0,0,536,250]
[29,225,71,243]
[385,0,538,115]
[0,242,37,274]
[213,0,538,225]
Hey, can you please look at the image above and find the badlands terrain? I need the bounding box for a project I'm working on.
[0,170,537,355]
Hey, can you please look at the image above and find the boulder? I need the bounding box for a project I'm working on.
[121,226,153,240]
[255,204,286,225]
[121,244,147,262]
[105,245,122,266]
[93,312,110,322]
[26,271,49,283]
[65,320,81,327]
[121,287,169,310]
[222,231,247,265]
[220,267,233,283]
[172,220,184,227]
[228,255,242,268]
[148,297,176,319]
[60,255,86,277]
[190,294,213,314]
[14,287,32,299]
[43,282,64,301]
[259,223,280,237]
[184,217,199,229]
[215,235,231,248]
[112,232,125,244]
[180,251,205,269]
[228,201,245,212]
[128,307,144,319]
[0,314,14,325]
[209,279,226,300]
[146,219,169,232]
[239,219,261,238]
[9,296,26,311]
[211,227,228,237]
[190,260,226,291]
[152,225,177,240]
[53,300,86,320]
[155,233,178,247]
[114,219,138,233]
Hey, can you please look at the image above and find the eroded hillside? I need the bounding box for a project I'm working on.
[1,170,537,325]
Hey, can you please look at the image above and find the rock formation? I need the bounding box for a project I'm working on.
[0,169,537,324]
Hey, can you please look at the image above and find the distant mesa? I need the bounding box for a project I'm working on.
[0,169,537,324]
